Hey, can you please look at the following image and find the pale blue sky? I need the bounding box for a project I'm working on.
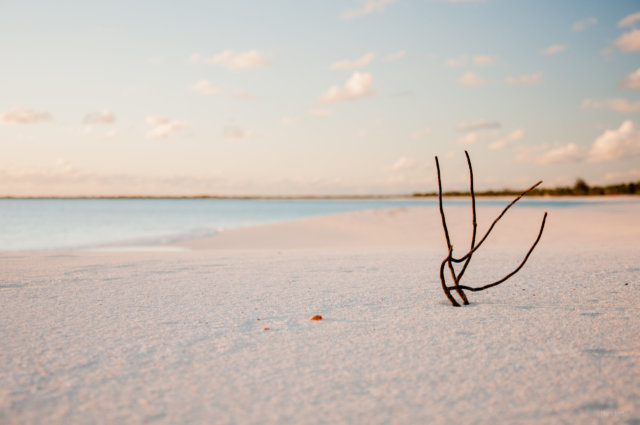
[1,0,639,196]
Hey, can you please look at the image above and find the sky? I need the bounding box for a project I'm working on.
[1,0,639,196]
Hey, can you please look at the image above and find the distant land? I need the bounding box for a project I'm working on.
[413,179,639,198]
[1,179,638,199]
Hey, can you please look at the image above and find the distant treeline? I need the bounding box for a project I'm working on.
[413,179,640,197]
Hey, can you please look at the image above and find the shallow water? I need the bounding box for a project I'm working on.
[0,197,621,250]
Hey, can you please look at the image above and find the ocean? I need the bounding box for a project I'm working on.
[0,197,605,250]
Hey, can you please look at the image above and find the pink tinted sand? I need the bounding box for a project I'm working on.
[1,199,639,424]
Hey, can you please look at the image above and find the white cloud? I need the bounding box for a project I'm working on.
[447,54,496,67]
[618,12,640,28]
[521,121,640,165]
[589,120,640,162]
[458,71,486,86]
[505,72,542,85]
[385,50,406,62]
[83,110,115,135]
[540,44,567,55]
[489,128,525,150]
[145,116,186,140]
[340,0,396,20]
[458,132,479,145]
[391,157,416,171]
[3,160,80,182]
[603,168,640,183]
[621,67,640,89]
[537,143,585,164]
[54,159,80,177]
[319,72,373,103]
[190,79,221,96]
[616,29,640,52]
[0,163,228,197]
[457,119,501,132]
[446,55,467,67]
[573,17,598,32]
[411,128,431,139]
[206,50,269,69]
[223,125,251,141]
[581,98,640,113]
[188,53,202,64]
[0,108,52,125]
[330,53,375,70]
[83,110,115,126]
[473,55,497,65]
[281,116,300,126]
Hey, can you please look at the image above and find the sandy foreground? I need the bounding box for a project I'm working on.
[1,200,639,424]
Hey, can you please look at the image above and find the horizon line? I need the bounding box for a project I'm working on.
[2,179,638,199]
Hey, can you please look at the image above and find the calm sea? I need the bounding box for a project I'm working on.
[0,197,601,250]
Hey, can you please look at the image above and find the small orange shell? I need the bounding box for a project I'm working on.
[309,315,323,321]
[263,327,270,331]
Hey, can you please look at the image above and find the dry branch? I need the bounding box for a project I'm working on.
[436,151,547,306]
[435,156,468,304]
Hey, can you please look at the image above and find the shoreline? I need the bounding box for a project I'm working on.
[2,197,640,252]
[1,194,639,200]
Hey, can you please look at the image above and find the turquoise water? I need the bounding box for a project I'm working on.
[0,197,606,250]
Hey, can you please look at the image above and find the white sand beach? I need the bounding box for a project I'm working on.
[1,199,639,424]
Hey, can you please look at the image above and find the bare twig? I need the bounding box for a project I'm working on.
[448,212,547,292]
[455,150,477,282]
[440,248,460,307]
[435,151,547,306]
[435,156,452,250]
[435,156,468,304]
[451,180,542,263]
[446,257,468,304]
